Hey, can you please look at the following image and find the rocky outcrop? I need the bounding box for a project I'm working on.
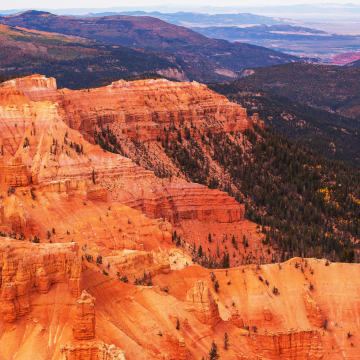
[60,341,126,360]
[14,77,252,141]
[303,292,323,327]
[185,280,220,327]
[264,307,273,321]
[4,74,58,101]
[40,179,107,201]
[110,182,245,224]
[64,289,126,359]
[255,330,324,360]
[0,75,245,226]
[3,196,38,236]
[0,239,81,322]
[106,250,170,282]
[230,310,244,328]
[73,290,96,340]
[0,157,29,186]
[162,334,187,360]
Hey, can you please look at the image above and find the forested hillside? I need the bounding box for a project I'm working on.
[90,99,360,263]
[0,24,187,88]
[237,63,360,119]
[209,82,360,167]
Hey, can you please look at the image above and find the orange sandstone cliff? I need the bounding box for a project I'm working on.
[0,75,269,267]
[1,75,358,360]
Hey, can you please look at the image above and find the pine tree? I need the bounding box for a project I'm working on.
[214,280,219,293]
[221,253,230,269]
[198,245,203,257]
[224,332,229,350]
[232,235,236,246]
[209,341,220,360]
[208,233,212,243]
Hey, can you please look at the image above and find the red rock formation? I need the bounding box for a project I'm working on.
[0,75,345,360]
[255,330,324,360]
[0,204,4,226]
[303,292,323,328]
[5,74,58,101]
[112,182,245,224]
[0,157,29,186]
[73,290,96,340]
[0,239,81,322]
[12,77,252,141]
[264,306,273,321]
[162,334,187,360]
[230,310,244,328]
[60,341,126,360]
[105,250,170,282]
[0,75,245,227]
[185,280,220,327]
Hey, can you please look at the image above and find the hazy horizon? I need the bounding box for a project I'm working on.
[2,1,360,11]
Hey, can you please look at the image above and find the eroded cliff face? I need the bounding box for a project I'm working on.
[185,280,220,327]
[60,342,126,360]
[12,75,253,140]
[73,291,96,340]
[0,240,81,323]
[1,241,360,360]
[254,330,324,360]
[1,75,358,360]
[0,75,246,229]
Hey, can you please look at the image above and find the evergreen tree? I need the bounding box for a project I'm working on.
[221,253,230,268]
[232,235,236,246]
[208,341,220,360]
[224,332,229,350]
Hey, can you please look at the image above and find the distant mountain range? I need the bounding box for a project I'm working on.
[331,52,360,65]
[79,11,289,26]
[2,3,360,16]
[36,10,358,61]
[0,10,302,85]
[192,24,335,42]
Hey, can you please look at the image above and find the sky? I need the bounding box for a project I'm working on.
[2,1,360,10]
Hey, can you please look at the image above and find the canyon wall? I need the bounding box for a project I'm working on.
[254,330,324,360]
[0,75,247,226]
[2,75,352,360]
[0,239,81,322]
[60,342,126,360]
[0,240,359,360]
[10,75,253,141]
[185,280,221,327]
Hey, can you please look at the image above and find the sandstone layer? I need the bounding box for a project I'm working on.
[1,75,355,360]
[0,241,359,360]
[0,75,246,228]
[9,75,253,141]
[73,291,96,340]
[0,239,81,323]
[60,342,126,360]
[254,330,324,360]
[185,280,221,327]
